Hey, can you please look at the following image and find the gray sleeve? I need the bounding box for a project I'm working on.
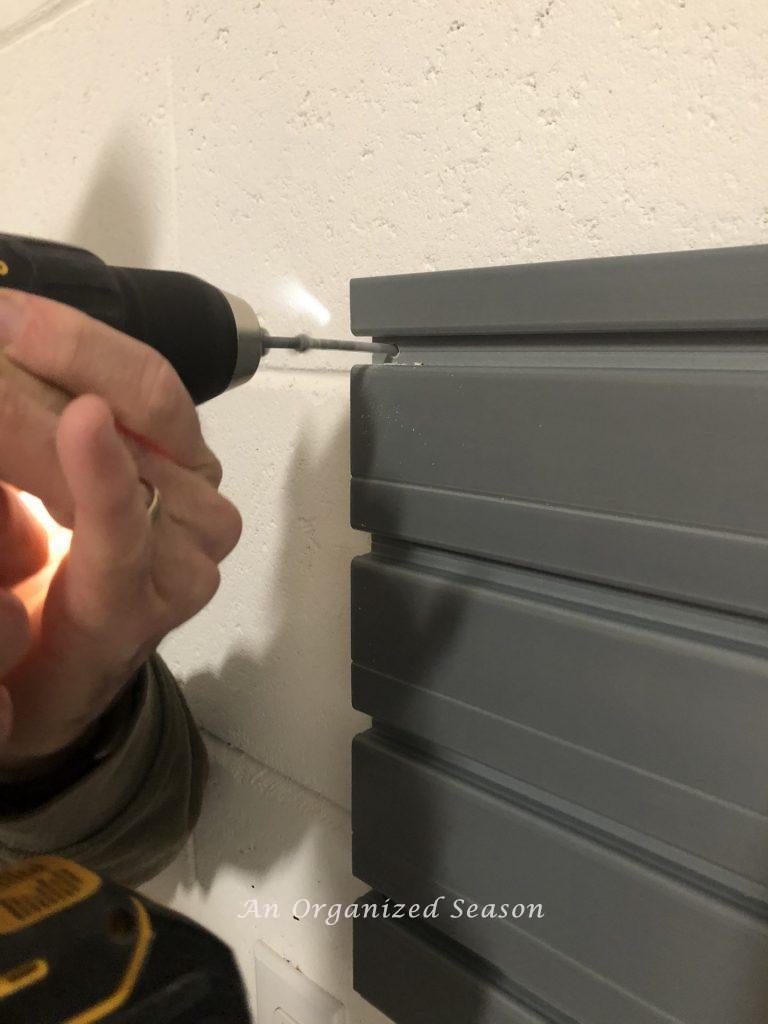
[0,655,208,887]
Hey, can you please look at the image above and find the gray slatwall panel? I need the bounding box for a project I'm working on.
[350,363,768,616]
[350,248,768,1024]
[354,894,557,1024]
[350,244,768,336]
[351,552,768,898]
[353,733,768,1024]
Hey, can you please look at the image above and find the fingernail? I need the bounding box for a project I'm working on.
[0,292,27,347]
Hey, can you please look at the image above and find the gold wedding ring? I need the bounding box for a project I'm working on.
[140,479,161,524]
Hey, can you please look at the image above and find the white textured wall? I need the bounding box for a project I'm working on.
[3,1,767,1019]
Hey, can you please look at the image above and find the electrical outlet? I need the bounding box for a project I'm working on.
[255,942,345,1024]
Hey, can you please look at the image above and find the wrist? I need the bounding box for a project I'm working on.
[0,672,143,786]
[0,661,145,776]
[0,717,102,781]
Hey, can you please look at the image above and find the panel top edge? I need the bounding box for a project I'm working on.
[350,244,768,338]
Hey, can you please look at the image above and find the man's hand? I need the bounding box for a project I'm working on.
[0,290,242,771]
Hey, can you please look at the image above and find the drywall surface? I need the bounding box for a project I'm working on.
[2,0,767,1019]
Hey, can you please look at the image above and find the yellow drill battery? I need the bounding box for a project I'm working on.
[0,856,250,1023]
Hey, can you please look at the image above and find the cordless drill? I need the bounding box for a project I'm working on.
[0,233,394,405]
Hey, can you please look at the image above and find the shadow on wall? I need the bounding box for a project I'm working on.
[71,138,482,1021]
[180,414,370,888]
[67,134,159,266]
[68,138,375,1016]
[145,405,378,1022]
[70,138,363,903]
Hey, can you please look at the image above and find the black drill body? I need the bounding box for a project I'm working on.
[0,234,246,404]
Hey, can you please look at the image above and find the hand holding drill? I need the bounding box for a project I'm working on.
[0,291,241,774]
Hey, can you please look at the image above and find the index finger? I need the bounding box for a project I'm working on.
[0,291,220,483]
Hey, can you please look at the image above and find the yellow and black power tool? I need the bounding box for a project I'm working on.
[0,856,251,1022]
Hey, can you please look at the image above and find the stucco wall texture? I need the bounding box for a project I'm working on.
[2,0,767,1018]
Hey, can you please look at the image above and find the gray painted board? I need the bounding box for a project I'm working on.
[351,362,768,614]
[352,550,768,899]
[354,733,768,1024]
[350,245,768,337]
[355,894,556,1024]
[349,247,768,1024]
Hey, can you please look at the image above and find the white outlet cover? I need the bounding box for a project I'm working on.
[255,942,346,1024]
